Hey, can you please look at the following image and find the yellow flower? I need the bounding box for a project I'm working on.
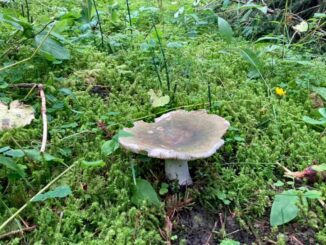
[275,87,286,96]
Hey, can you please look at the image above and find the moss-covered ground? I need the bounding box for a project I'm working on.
[1,0,326,244]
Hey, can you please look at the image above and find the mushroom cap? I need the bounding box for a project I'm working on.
[119,110,230,160]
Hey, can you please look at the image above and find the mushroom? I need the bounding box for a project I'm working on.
[119,110,230,185]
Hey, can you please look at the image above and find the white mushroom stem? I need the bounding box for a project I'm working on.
[165,160,193,186]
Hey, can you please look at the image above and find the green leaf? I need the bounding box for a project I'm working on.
[239,48,263,73]
[0,146,10,153]
[270,190,299,226]
[304,190,322,199]
[81,160,105,168]
[32,185,72,202]
[218,17,233,43]
[220,239,240,245]
[35,34,71,61]
[159,183,169,195]
[318,108,326,118]
[147,89,170,108]
[4,149,25,158]
[293,21,308,33]
[0,156,25,177]
[25,149,62,163]
[131,179,160,207]
[312,164,326,172]
[303,116,326,125]
[101,139,119,156]
[273,180,284,187]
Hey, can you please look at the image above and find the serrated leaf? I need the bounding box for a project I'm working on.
[32,185,72,202]
[0,156,25,177]
[303,116,326,125]
[218,17,233,43]
[131,178,160,207]
[35,34,70,61]
[270,190,299,226]
[148,89,170,108]
[0,100,34,131]
[81,160,105,168]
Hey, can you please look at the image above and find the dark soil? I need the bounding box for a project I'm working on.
[173,204,316,245]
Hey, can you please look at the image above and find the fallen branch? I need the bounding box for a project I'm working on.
[0,225,36,240]
[38,84,47,153]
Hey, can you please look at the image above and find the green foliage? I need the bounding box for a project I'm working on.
[220,239,240,245]
[32,185,72,202]
[303,108,326,126]
[131,178,160,207]
[217,16,233,43]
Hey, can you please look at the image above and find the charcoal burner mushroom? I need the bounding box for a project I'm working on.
[119,110,230,185]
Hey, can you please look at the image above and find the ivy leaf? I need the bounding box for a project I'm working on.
[270,190,299,226]
[0,156,26,177]
[81,160,105,168]
[148,89,170,108]
[218,17,233,43]
[131,178,160,207]
[32,185,72,202]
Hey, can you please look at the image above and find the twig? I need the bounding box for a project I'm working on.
[0,163,76,232]
[290,235,304,245]
[0,22,56,73]
[38,84,47,153]
[0,225,36,240]
[204,221,217,245]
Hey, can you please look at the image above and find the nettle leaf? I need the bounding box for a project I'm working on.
[218,17,233,43]
[148,89,170,108]
[131,178,160,207]
[81,160,105,168]
[303,116,326,125]
[312,164,326,172]
[32,185,72,202]
[239,48,263,72]
[270,190,299,226]
[35,33,71,61]
[0,156,25,177]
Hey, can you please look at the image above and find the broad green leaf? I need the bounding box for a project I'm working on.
[270,190,299,226]
[117,130,133,138]
[25,149,62,163]
[35,34,71,61]
[0,146,10,153]
[101,139,119,156]
[314,13,326,19]
[218,17,233,43]
[32,185,72,202]
[81,160,105,168]
[0,156,25,177]
[131,178,160,207]
[4,149,24,158]
[304,190,322,199]
[239,48,263,72]
[312,87,326,101]
[303,116,326,125]
[318,108,326,118]
[312,164,326,172]
[148,89,170,108]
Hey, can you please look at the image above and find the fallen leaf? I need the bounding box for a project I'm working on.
[147,89,170,108]
[293,21,308,33]
[0,100,34,130]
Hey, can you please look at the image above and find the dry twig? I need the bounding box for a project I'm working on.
[38,84,47,153]
[0,225,36,240]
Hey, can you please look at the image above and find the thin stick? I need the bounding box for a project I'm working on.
[0,22,56,73]
[38,84,47,153]
[204,221,217,245]
[0,225,36,240]
[92,0,105,50]
[0,163,76,232]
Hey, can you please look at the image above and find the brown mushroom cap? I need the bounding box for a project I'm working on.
[119,110,230,160]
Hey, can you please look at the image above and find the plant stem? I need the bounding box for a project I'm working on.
[153,24,170,91]
[92,0,105,50]
[126,0,132,34]
[208,82,212,112]
[24,0,30,22]
[151,55,163,88]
